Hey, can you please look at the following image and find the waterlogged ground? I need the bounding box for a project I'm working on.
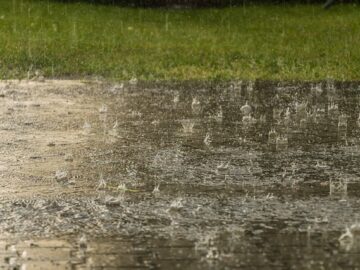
[0,80,360,269]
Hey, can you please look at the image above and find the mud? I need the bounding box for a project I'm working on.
[0,79,360,269]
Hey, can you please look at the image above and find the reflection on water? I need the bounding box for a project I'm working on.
[1,80,360,268]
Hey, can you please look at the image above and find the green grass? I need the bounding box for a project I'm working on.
[0,1,359,81]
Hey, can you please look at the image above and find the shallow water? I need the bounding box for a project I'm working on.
[0,80,360,269]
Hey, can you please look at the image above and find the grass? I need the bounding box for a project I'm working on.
[0,1,359,81]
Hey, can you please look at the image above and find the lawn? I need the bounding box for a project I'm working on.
[0,0,359,81]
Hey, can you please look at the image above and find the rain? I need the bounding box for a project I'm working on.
[0,0,359,269]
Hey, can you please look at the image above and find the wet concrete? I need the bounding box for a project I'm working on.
[0,79,360,269]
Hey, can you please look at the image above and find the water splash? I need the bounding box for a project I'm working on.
[99,104,108,114]
[240,101,252,116]
[191,97,201,115]
[96,174,107,190]
[82,121,92,135]
[204,133,212,147]
[180,119,195,133]
[129,77,138,85]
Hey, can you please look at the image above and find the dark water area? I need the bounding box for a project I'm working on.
[0,80,360,269]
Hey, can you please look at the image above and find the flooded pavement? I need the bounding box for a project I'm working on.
[0,79,360,269]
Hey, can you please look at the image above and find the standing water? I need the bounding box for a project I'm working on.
[0,80,359,269]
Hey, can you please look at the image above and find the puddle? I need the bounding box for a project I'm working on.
[0,80,360,268]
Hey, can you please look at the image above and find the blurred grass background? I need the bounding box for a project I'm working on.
[0,0,359,81]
